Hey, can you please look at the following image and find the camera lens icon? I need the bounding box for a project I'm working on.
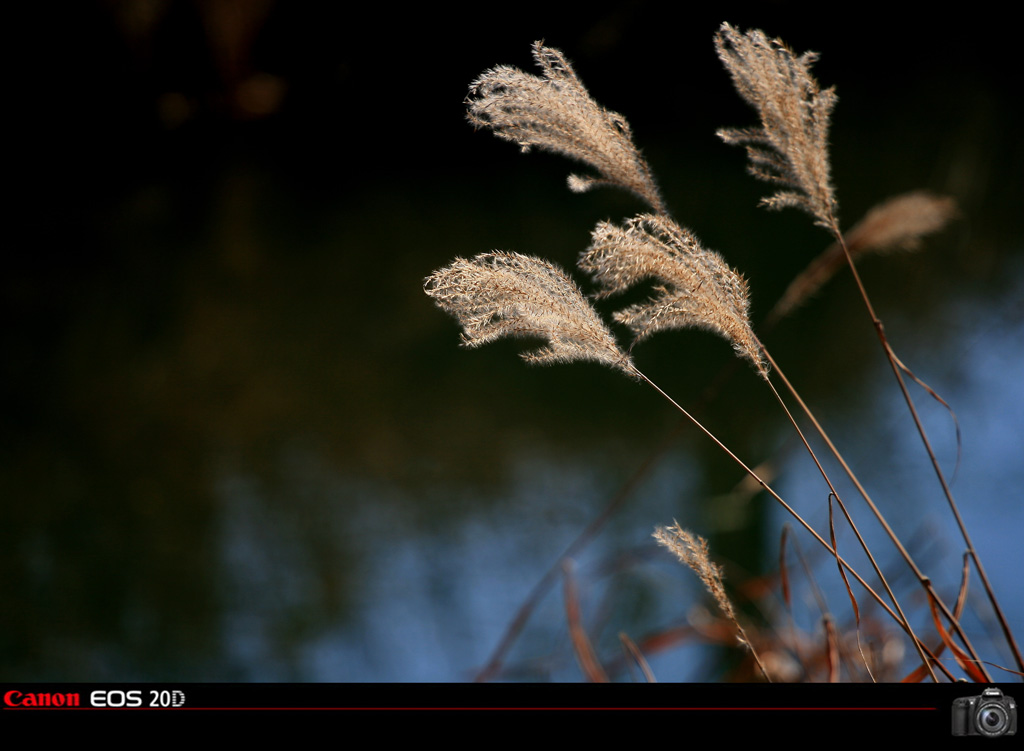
[978,704,1010,735]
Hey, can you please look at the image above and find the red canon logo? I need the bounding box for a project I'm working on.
[4,691,81,708]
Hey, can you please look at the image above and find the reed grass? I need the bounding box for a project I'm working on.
[425,26,1019,682]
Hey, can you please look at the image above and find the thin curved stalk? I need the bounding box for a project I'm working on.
[761,348,992,680]
[630,366,942,658]
[760,370,938,682]
[826,217,1022,674]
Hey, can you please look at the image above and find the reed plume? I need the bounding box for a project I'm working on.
[767,191,958,323]
[654,521,770,679]
[715,23,838,231]
[580,213,767,377]
[424,251,635,375]
[466,41,666,213]
[653,522,737,625]
[843,191,958,255]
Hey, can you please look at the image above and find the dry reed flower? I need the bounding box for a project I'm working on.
[653,523,737,624]
[580,214,767,377]
[467,42,666,213]
[424,251,635,374]
[653,523,772,680]
[844,191,958,255]
[768,192,958,322]
[715,23,838,230]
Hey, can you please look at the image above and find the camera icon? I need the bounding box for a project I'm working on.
[952,687,1017,737]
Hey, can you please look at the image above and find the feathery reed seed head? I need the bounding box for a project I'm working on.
[768,192,958,322]
[844,191,958,255]
[715,23,838,231]
[580,214,768,378]
[653,523,739,626]
[466,42,666,213]
[424,251,635,375]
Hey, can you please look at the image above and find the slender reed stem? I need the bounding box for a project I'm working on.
[828,219,1023,673]
[759,368,938,681]
[761,347,992,680]
[629,365,954,675]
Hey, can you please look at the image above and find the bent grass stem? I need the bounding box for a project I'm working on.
[826,217,1021,675]
[631,366,954,679]
[761,347,992,681]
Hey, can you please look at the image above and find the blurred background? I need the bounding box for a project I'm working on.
[4,1,1021,681]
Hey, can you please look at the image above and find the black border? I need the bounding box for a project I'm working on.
[2,682,1020,739]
